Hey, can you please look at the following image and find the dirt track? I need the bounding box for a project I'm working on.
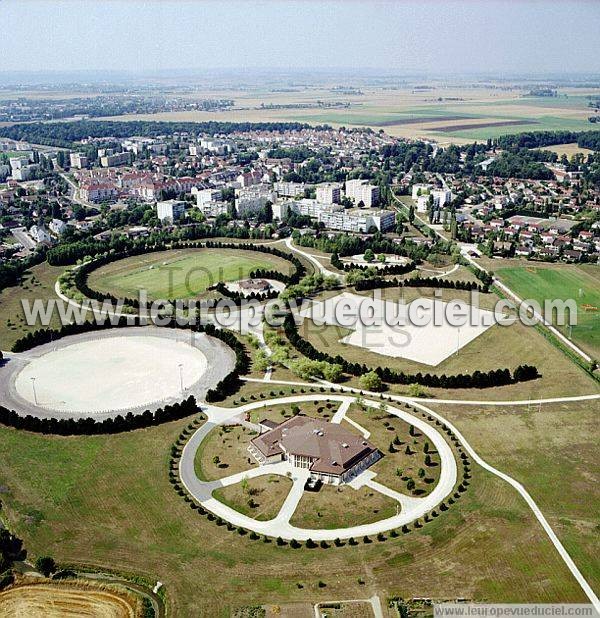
[0,580,140,618]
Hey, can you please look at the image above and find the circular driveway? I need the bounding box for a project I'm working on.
[180,395,458,541]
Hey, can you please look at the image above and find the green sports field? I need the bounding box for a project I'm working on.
[87,248,293,300]
[495,263,600,359]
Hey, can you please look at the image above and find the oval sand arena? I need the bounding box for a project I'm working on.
[15,335,209,413]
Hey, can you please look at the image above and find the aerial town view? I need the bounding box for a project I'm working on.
[0,1,598,617]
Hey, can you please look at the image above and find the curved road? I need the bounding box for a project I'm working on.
[179,394,457,541]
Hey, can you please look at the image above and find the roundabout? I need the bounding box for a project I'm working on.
[1,327,236,420]
[179,394,458,541]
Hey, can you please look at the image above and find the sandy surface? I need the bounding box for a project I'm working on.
[225,278,286,295]
[15,335,208,413]
[341,254,411,269]
[300,291,504,366]
[0,583,138,618]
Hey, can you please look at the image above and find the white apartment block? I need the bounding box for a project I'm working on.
[416,195,430,213]
[12,165,38,181]
[69,153,89,169]
[288,198,343,219]
[345,179,380,207]
[100,152,131,168]
[9,157,30,171]
[197,201,229,218]
[315,182,342,204]
[432,188,452,208]
[274,181,307,197]
[156,199,186,222]
[194,188,222,206]
[411,183,432,199]
[235,186,276,217]
[198,138,235,155]
[318,208,395,233]
[272,202,289,221]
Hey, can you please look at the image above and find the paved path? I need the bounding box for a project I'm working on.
[330,399,351,424]
[284,236,341,279]
[241,376,600,407]
[405,397,600,612]
[180,394,457,541]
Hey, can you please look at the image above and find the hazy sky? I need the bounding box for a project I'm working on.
[2,0,599,75]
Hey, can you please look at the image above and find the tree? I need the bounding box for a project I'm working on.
[35,556,57,577]
[408,205,415,224]
[359,371,383,391]
[363,248,375,262]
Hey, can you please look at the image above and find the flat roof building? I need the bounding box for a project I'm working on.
[156,199,186,222]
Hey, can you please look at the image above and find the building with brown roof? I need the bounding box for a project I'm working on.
[249,415,380,485]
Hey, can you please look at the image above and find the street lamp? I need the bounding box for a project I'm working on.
[178,363,184,394]
[30,377,38,405]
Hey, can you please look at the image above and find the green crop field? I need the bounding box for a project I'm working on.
[496,263,600,359]
[87,248,293,300]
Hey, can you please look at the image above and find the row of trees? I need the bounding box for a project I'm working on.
[0,120,327,148]
[204,327,251,403]
[282,314,539,389]
[211,281,279,304]
[69,239,305,309]
[0,396,198,436]
[353,275,488,293]
[491,130,600,151]
[330,252,416,276]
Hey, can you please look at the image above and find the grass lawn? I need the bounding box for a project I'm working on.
[87,247,293,300]
[495,263,600,359]
[0,414,591,614]
[300,303,596,399]
[195,425,257,481]
[248,400,341,424]
[345,405,442,497]
[213,475,292,521]
[429,399,600,594]
[0,262,68,351]
[289,484,398,530]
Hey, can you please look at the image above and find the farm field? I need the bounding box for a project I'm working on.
[97,86,600,144]
[533,142,594,157]
[495,262,600,359]
[0,416,590,615]
[0,578,142,618]
[87,247,293,300]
